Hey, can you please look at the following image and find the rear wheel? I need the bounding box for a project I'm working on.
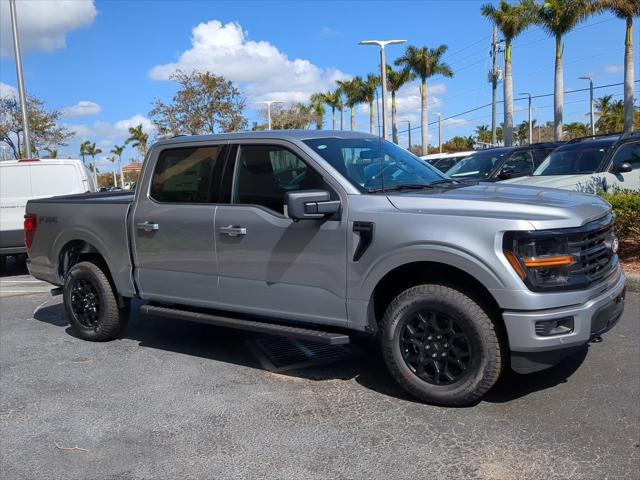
[63,261,128,341]
[381,284,503,406]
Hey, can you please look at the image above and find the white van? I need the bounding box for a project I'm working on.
[0,158,95,260]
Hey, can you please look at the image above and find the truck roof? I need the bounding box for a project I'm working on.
[153,130,378,147]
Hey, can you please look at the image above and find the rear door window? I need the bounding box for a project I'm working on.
[151,146,224,203]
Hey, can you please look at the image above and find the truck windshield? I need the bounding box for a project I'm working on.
[445,150,507,179]
[532,143,613,176]
[303,137,446,192]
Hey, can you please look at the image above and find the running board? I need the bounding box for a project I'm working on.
[140,305,350,346]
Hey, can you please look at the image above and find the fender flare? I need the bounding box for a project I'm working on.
[358,242,507,301]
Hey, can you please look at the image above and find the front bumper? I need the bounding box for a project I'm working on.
[503,270,626,373]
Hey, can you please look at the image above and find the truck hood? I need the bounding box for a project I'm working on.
[386,183,610,230]
[501,174,604,193]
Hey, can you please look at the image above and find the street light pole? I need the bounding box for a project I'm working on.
[257,100,283,130]
[359,39,406,139]
[519,92,532,144]
[579,76,595,136]
[432,113,442,153]
[400,120,411,150]
[9,0,31,158]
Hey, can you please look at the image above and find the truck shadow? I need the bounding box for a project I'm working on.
[33,301,587,407]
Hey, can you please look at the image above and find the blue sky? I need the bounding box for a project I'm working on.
[0,0,636,172]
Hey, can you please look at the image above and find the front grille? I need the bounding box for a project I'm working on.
[567,214,617,287]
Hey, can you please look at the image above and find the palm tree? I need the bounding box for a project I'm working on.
[596,0,639,133]
[337,78,364,131]
[359,74,380,135]
[395,45,453,155]
[531,0,596,141]
[84,142,102,188]
[79,140,91,165]
[309,93,326,130]
[386,66,415,144]
[322,89,343,130]
[125,124,149,160]
[475,125,492,145]
[481,0,534,146]
[595,95,625,133]
[107,156,118,187]
[45,148,58,158]
[565,121,590,139]
[110,144,125,188]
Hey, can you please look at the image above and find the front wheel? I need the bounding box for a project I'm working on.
[63,261,129,341]
[381,284,504,406]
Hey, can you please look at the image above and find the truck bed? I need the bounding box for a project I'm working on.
[26,191,137,296]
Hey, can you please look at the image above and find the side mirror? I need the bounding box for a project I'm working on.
[285,190,340,221]
[612,162,632,174]
[498,167,514,179]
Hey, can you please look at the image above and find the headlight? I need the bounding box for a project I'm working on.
[503,231,578,291]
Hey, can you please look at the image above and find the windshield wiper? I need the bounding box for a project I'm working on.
[429,178,459,185]
[368,183,434,193]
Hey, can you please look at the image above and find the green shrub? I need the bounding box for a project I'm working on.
[599,191,640,260]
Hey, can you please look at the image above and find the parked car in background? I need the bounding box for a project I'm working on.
[445,143,561,182]
[25,131,625,406]
[421,151,474,173]
[0,158,94,266]
[503,133,640,193]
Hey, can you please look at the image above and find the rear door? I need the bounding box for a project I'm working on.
[214,141,348,326]
[132,143,227,306]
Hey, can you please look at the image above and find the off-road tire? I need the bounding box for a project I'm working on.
[63,261,129,341]
[381,284,503,406]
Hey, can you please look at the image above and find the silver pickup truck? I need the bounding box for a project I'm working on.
[25,131,626,406]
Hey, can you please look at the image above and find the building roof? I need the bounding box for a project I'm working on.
[122,162,143,172]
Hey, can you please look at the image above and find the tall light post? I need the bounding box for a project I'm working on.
[432,113,442,153]
[519,92,533,144]
[257,100,283,130]
[9,0,31,158]
[358,39,406,139]
[579,76,595,136]
[399,120,411,150]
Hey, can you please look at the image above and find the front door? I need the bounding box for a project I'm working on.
[214,143,348,326]
[604,140,640,191]
[132,143,226,307]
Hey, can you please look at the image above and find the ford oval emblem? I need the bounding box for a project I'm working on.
[612,237,619,254]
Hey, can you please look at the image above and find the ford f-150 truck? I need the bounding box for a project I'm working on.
[25,131,626,406]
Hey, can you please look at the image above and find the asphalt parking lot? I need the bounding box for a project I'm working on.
[1,262,639,480]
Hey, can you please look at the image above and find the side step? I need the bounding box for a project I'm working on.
[140,305,350,346]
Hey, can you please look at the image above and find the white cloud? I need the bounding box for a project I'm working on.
[0,1,97,56]
[442,118,470,128]
[0,82,18,99]
[61,100,102,117]
[605,65,623,74]
[359,81,447,125]
[65,114,155,146]
[149,20,350,103]
[320,27,341,36]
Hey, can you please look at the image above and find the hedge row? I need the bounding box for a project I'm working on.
[599,191,640,260]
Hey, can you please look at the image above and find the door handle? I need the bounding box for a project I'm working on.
[137,221,159,232]
[219,225,247,237]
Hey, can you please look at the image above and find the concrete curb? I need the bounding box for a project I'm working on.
[625,272,640,293]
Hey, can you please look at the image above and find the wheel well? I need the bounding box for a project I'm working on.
[371,261,505,336]
[58,240,110,283]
